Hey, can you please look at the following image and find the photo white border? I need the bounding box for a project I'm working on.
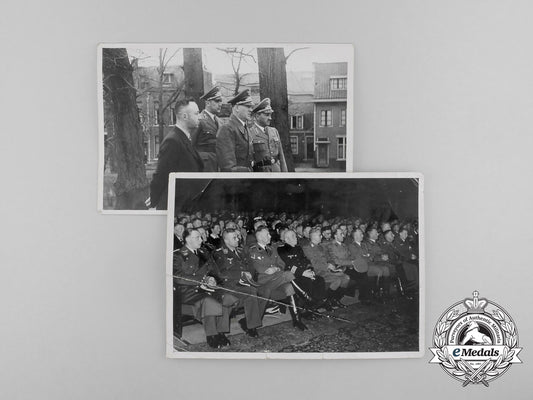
[165,171,424,359]
[97,43,355,215]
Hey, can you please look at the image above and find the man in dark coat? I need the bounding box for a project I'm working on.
[149,98,204,210]
[277,230,327,317]
[192,87,223,172]
[216,89,254,172]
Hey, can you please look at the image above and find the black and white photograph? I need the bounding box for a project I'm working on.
[98,44,354,213]
[166,172,424,358]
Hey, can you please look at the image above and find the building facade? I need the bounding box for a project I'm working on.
[313,62,347,170]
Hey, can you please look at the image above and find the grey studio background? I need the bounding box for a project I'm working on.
[1,0,532,399]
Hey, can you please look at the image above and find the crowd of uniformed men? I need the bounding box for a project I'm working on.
[173,211,419,349]
[150,87,288,210]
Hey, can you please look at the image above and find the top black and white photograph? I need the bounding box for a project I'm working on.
[97,43,354,213]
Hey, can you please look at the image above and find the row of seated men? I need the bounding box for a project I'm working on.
[173,213,419,349]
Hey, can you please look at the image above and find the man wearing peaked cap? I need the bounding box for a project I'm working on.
[192,87,223,171]
[216,89,254,172]
[249,98,288,172]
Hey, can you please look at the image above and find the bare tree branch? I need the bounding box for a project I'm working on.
[285,47,309,61]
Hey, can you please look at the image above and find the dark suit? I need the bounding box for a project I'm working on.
[216,114,253,172]
[150,127,203,210]
[192,110,221,172]
[249,124,288,172]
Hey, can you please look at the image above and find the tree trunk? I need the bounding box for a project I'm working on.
[102,48,149,210]
[183,48,205,109]
[257,48,295,172]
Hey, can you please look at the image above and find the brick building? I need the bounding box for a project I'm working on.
[313,62,347,169]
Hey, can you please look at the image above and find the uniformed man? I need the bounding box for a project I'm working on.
[302,228,350,308]
[324,228,366,305]
[173,229,238,349]
[249,98,288,172]
[247,226,307,330]
[321,226,333,245]
[346,228,372,304]
[393,227,419,294]
[173,223,185,250]
[193,87,223,171]
[277,230,327,317]
[212,229,265,338]
[363,227,393,298]
[216,89,254,172]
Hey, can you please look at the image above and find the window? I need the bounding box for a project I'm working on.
[163,73,173,84]
[290,136,298,154]
[336,136,346,160]
[320,110,332,127]
[170,108,176,125]
[340,109,346,127]
[290,115,304,130]
[330,77,347,90]
[154,103,160,126]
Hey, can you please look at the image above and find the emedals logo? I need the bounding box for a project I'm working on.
[430,291,522,386]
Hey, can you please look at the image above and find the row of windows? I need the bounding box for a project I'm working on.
[319,109,346,127]
[330,77,347,90]
[289,135,346,161]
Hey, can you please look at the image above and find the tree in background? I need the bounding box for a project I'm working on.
[102,47,149,209]
[156,48,185,143]
[257,47,295,171]
[217,47,256,95]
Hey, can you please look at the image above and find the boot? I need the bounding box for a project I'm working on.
[289,296,308,331]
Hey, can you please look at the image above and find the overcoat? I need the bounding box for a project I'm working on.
[216,114,253,172]
[150,127,203,210]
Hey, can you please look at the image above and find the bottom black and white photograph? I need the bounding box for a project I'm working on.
[165,172,424,359]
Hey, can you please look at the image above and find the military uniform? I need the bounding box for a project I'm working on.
[302,243,350,291]
[362,239,394,278]
[193,109,221,171]
[212,245,265,330]
[346,240,371,301]
[325,240,370,301]
[173,246,237,337]
[216,90,254,172]
[247,243,295,300]
[249,97,288,172]
[277,243,326,304]
[393,236,419,290]
[249,124,287,172]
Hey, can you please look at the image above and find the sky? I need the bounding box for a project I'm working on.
[125,44,352,75]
